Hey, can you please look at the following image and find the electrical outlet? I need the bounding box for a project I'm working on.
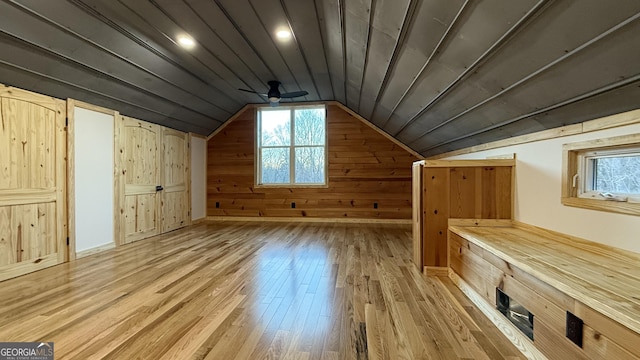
[215,202,220,208]
[566,311,583,347]
[373,202,378,209]
[291,202,296,208]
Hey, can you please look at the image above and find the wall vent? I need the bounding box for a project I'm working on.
[496,288,534,340]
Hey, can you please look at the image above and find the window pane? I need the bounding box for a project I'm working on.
[261,109,290,146]
[593,155,640,194]
[295,147,325,183]
[261,147,290,184]
[294,108,325,146]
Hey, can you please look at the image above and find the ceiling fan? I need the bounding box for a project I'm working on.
[239,80,308,106]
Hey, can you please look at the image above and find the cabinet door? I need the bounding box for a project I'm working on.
[122,117,162,244]
[161,128,190,232]
[0,87,67,281]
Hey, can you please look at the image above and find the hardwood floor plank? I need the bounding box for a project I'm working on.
[0,221,527,359]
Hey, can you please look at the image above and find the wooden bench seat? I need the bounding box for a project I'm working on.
[448,222,640,360]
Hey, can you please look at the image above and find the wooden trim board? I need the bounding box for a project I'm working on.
[206,216,412,225]
[448,270,548,360]
[76,243,115,259]
[206,104,254,141]
[430,108,640,159]
[66,99,77,261]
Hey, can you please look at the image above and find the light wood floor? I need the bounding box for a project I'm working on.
[0,222,526,360]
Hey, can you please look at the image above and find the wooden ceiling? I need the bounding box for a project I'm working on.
[1,0,639,156]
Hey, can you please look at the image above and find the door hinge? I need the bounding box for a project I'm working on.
[65,117,69,127]
[66,237,70,246]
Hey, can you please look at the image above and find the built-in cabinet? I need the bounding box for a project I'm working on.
[114,116,190,245]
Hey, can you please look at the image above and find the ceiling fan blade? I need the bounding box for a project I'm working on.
[279,90,308,99]
[238,88,267,96]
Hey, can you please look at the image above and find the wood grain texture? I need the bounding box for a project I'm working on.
[122,117,162,243]
[0,86,67,281]
[415,161,514,268]
[0,222,526,360]
[161,128,190,232]
[449,224,640,360]
[411,161,423,269]
[207,104,420,219]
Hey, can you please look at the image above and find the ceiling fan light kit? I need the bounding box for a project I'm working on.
[238,80,308,106]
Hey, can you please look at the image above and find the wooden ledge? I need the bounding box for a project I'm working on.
[448,223,640,335]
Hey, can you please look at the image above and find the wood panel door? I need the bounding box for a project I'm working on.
[161,128,190,233]
[122,117,162,244]
[0,86,67,281]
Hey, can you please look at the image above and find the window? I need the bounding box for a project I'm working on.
[562,133,640,216]
[256,105,327,186]
[579,148,640,198]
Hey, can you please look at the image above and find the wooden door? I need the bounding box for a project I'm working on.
[161,128,190,232]
[122,117,162,244]
[0,86,67,281]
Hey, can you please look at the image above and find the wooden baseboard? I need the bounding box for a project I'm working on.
[423,266,449,277]
[191,217,207,225]
[76,243,115,259]
[448,269,548,360]
[448,218,514,227]
[205,216,412,225]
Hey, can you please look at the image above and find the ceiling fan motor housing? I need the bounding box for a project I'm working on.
[267,80,282,102]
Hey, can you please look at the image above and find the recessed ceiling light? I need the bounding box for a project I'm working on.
[276,30,291,40]
[177,35,195,49]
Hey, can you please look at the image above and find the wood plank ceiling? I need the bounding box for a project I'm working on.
[0,0,639,156]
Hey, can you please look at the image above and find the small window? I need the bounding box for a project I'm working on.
[256,105,327,186]
[562,134,640,216]
[579,148,640,199]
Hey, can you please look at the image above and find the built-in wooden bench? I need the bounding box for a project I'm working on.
[447,221,640,360]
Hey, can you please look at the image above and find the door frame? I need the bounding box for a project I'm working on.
[66,99,119,259]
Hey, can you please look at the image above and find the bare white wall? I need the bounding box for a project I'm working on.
[443,122,640,254]
[191,135,207,220]
[73,107,114,253]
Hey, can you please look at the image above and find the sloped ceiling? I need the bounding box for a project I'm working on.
[1,0,639,156]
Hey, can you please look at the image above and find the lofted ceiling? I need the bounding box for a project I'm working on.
[0,0,639,156]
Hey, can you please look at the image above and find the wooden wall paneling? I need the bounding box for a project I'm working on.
[161,128,190,232]
[422,167,449,268]
[534,319,586,359]
[481,167,497,218]
[449,167,478,219]
[206,104,419,220]
[0,86,67,281]
[583,324,639,360]
[496,166,513,219]
[449,233,503,303]
[448,270,548,360]
[575,302,640,358]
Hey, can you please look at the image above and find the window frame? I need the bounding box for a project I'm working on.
[562,133,640,216]
[255,104,328,188]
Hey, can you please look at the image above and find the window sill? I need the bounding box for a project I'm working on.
[254,184,329,189]
[561,197,640,216]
